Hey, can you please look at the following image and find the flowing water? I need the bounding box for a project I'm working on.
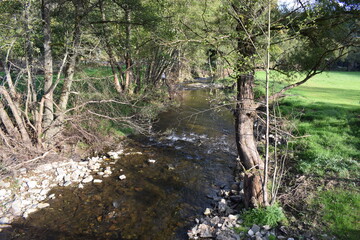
[7,81,237,240]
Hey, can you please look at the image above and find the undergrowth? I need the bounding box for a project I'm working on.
[242,204,287,228]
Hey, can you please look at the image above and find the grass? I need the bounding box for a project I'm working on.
[242,204,287,228]
[278,72,360,178]
[311,189,360,240]
[266,71,360,238]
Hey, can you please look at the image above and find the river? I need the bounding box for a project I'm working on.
[7,80,237,240]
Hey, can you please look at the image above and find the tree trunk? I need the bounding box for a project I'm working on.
[0,102,21,139]
[232,0,269,208]
[235,74,265,208]
[58,1,82,114]
[41,0,54,129]
[124,7,133,93]
[0,87,31,143]
[100,2,123,94]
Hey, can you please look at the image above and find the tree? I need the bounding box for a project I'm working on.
[227,0,359,208]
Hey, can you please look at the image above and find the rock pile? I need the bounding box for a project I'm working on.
[187,181,294,240]
[0,150,124,229]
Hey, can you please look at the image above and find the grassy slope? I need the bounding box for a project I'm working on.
[283,72,360,178]
[272,71,360,239]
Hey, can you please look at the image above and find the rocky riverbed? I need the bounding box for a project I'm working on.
[0,149,126,230]
[187,170,296,240]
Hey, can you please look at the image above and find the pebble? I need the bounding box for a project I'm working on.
[119,175,126,180]
[204,208,211,215]
[63,181,72,187]
[251,224,261,233]
[148,159,156,163]
[0,148,126,227]
[82,175,93,183]
[0,217,10,224]
[0,181,11,188]
[0,189,8,197]
[27,181,37,189]
[37,203,50,209]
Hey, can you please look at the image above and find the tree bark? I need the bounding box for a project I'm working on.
[41,0,54,129]
[100,1,123,94]
[0,87,31,143]
[124,6,133,93]
[232,0,268,208]
[235,74,265,208]
[0,102,21,139]
[58,0,82,113]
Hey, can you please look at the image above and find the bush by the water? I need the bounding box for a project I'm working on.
[242,204,287,228]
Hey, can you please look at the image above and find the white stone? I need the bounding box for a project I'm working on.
[37,203,50,209]
[93,179,103,184]
[63,181,72,187]
[82,175,93,183]
[78,183,84,189]
[204,208,211,215]
[11,199,23,216]
[97,172,105,176]
[36,164,53,172]
[148,159,156,163]
[27,180,37,189]
[228,214,238,221]
[56,168,66,176]
[0,217,10,224]
[23,208,37,218]
[48,194,56,199]
[119,175,126,180]
[21,199,32,207]
[0,181,11,188]
[28,188,42,194]
[0,189,8,197]
[64,175,71,183]
[19,168,27,174]
[263,225,271,230]
[41,180,50,188]
[71,170,81,181]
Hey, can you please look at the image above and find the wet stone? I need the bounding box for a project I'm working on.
[251,224,261,233]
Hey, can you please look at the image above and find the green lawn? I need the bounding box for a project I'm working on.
[269,71,360,239]
[288,71,360,106]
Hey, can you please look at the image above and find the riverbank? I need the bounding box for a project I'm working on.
[0,148,125,230]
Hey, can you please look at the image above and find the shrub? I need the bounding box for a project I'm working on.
[242,204,287,227]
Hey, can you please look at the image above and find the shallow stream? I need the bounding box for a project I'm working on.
[8,80,237,240]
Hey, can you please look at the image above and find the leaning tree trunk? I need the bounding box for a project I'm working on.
[233,1,268,207]
[235,74,265,208]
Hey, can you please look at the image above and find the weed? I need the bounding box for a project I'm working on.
[242,204,287,228]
